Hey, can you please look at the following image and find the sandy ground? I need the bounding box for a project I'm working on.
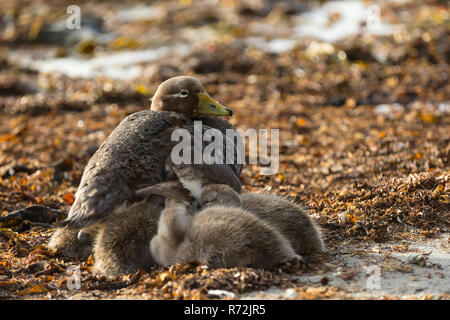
[49,233,449,300]
[239,234,449,299]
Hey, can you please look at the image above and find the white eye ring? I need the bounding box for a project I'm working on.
[180,90,189,97]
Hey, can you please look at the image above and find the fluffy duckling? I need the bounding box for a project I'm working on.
[50,76,240,258]
[150,183,298,268]
[241,193,324,255]
[164,164,325,256]
[48,227,93,259]
[92,181,193,276]
[92,201,160,277]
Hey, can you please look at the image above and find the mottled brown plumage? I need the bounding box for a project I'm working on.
[150,185,298,268]
[50,76,241,258]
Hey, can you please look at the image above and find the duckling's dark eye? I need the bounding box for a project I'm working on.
[180,90,189,97]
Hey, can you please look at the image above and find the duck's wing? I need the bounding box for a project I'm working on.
[61,110,190,229]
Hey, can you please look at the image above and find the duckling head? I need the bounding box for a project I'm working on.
[151,76,233,118]
[199,184,242,208]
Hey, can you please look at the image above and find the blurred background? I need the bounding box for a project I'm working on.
[1,0,448,103]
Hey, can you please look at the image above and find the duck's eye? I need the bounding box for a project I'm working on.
[180,90,189,97]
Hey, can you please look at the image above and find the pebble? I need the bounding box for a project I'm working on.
[407,254,427,267]
[283,288,298,299]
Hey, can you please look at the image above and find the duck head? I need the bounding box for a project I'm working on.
[151,76,233,118]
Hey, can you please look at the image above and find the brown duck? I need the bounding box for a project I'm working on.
[49,76,242,258]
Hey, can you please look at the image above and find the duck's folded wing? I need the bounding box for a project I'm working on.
[192,116,244,176]
[61,110,190,229]
[166,118,242,193]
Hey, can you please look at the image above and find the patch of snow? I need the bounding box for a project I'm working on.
[283,288,298,299]
[438,102,450,113]
[114,5,163,22]
[265,39,297,54]
[375,103,404,115]
[244,37,297,54]
[294,1,397,42]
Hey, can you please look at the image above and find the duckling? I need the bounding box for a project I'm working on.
[89,180,235,277]
[92,180,324,275]
[90,181,190,276]
[162,163,325,255]
[241,193,324,255]
[48,227,92,259]
[50,76,241,258]
[150,183,298,268]
[92,201,160,277]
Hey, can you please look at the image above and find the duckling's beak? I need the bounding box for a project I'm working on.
[196,92,233,116]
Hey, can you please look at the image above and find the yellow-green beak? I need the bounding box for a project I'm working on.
[195,92,233,116]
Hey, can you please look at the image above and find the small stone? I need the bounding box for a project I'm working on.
[284,288,298,299]
[208,289,235,299]
[407,254,427,267]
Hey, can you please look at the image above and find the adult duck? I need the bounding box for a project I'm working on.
[51,76,242,255]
